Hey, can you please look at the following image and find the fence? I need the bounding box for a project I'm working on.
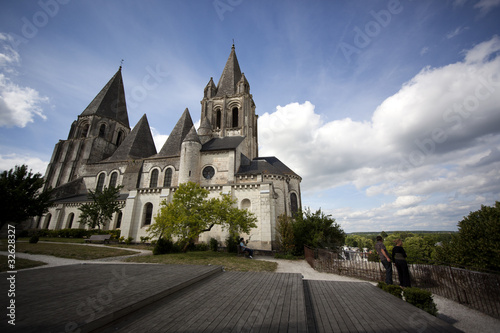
[304,246,500,319]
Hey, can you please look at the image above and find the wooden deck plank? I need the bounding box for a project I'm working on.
[305,281,462,333]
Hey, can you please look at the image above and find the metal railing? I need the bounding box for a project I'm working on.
[304,246,500,319]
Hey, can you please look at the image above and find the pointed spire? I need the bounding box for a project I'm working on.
[198,116,212,144]
[106,114,156,161]
[183,125,201,144]
[157,108,194,157]
[237,72,250,94]
[216,44,242,97]
[204,77,217,98]
[80,67,130,127]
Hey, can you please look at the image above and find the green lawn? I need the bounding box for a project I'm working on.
[0,254,47,272]
[17,237,86,243]
[125,251,278,272]
[0,242,137,260]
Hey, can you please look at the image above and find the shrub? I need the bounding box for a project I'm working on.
[209,238,219,252]
[403,287,438,316]
[194,243,209,251]
[377,282,402,299]
[153,237,180,255]
[124,237,134,245]
[140,236,150,244]
[29,235,39,244]
[226,234,240,253]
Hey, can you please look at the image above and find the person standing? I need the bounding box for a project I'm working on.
[392,239,411,287]
[375,235,393,284]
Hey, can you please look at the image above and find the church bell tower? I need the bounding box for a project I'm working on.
[200,45,258,160]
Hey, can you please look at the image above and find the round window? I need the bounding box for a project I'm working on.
[202,166,215,179]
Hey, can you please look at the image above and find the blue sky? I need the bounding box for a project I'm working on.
[1,0,500,232]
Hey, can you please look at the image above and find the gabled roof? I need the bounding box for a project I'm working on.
[216,45,242,97]
[157,108,194,157]
[201,136,245,151]
[80,67,129,127]
[236,156,300,178]
[106,114,156,161]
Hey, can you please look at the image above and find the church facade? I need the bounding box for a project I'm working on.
[37,46,302,250]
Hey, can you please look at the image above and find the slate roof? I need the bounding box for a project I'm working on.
[201,136,245,151]
[216,45,242,97]
[80,67,129,127]
[106,114,157,162]
[52,193,129,204]
[183,125,201,144]
[237,156,300,178]
[157,108,194,157]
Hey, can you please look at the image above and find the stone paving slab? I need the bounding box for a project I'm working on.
[0,263,222,333]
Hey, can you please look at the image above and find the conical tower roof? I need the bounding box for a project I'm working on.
[106,114,156,161]
[216,44,242,97]
[80,67,129,127]
[183,125,201,144]
[157,108,194,157]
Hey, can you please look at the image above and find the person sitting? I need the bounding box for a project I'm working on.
[239,238,254,259]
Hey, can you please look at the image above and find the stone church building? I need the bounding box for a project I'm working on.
[37,45,302,250]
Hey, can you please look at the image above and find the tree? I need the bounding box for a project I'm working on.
[148,182,257,251]
[0,165,53,229]
[78,186,124,229]
[275,214,295,255]
[292,208,345,256]
[434,201,500,272]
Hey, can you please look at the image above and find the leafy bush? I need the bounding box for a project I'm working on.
[140,236,150,244]
[377,282,402,299]
[209,238,219,252]
[153,237,180,255]
[29,235,39,244]
[403,287,438,316]
[226,234,240,253]
[194,243,209,251]
[124,237,134,245]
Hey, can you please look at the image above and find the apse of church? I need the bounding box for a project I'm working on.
[38,45,302,251]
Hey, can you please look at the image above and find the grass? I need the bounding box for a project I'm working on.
[17,237,86,243]
[0,254,47,272]
[0,242,137,260]
[126,251,278,272]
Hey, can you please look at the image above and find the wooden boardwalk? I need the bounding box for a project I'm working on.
[0,263,461,332]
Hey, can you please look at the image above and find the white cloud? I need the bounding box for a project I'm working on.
[474,0,500,15]
[0,34,49,128]
[258,36,500,231]
[446,26,469,39]
[0,153,49,175]
[150,126,168,152]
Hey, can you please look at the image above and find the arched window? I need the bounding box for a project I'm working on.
[67,213,74,229]
[99,124,106,138]
[109,172,118,188]
[232,107,239,127]
[45,214,52,229]
[116,131,123,146]
[96,173,106,192]
[144,203,153,225]
[290,193,298,214]
[216,110,222,129]
[116,212,122,229]
[81,124,89,138]
[150,169,159,188]
[163,168,172,187]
